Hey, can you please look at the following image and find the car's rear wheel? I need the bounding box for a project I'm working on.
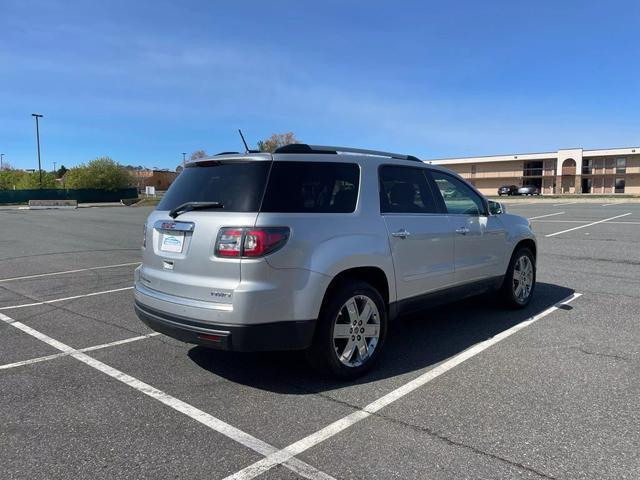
[501,247,536,308]
[307,281,387,379]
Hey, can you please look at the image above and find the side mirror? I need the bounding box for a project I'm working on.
[488,200,506,215]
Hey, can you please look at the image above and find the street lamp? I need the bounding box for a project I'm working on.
[181,152,186,167]
[31,113,44,188]
[0,153,4,170]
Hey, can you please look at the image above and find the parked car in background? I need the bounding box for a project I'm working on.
[134,145,537,379]
[498,185,519,196]
[518,185,540,196]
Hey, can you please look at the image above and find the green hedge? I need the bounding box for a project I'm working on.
[0,188,138,204]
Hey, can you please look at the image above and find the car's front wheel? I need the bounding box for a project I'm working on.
[307,281,387,379]
[501,246,536,308]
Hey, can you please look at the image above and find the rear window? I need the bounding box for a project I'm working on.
[157,161,270,212]
[261,162,359,213]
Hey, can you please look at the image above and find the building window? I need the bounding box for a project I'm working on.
[524,161,543,177]
[616,158,626,174]
[582,159,591,175]
[471,164,476,175]
[606,158,615,173]
[561,158,576,175]
[615,178,625,193]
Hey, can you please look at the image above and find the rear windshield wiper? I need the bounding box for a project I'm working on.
[169,201,224,218]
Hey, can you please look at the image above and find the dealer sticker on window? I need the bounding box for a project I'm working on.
[160,232,184,253]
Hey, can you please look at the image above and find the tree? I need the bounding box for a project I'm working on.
[0,169,23,189]
[56,165,68,178]
[1,162,13,171]
[190,150,208,161]
[64,157,134,190]
[257,132,299,153]
[15,171,57,189]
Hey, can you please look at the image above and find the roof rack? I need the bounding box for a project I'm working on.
[274,144,422,162]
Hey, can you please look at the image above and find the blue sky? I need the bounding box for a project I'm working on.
[1,0,639,170]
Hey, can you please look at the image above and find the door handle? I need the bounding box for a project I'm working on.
[455,227,470,235]
[391,229,411,239]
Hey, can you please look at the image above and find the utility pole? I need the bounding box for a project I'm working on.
[31,113,44,188]
[181,152,186,167]
[0,153,4,170]
[53,161,57,173]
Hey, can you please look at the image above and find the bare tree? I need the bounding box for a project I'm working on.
[257,132,300,153]
[190,150,208,160]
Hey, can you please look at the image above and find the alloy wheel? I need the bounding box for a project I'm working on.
[512,255,534,303]
[332,295,381,367]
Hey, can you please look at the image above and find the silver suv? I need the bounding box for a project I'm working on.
[134,144,536,378]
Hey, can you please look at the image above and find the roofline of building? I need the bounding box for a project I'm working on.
[429,145,640,165]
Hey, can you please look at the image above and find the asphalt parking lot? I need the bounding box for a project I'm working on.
[1,203,639,480]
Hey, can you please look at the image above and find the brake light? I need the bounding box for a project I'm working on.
[243,228,289,257]
[215,227,289,258]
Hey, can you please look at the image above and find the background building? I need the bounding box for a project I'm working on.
[131,169,178,192]
[430,146,640,195]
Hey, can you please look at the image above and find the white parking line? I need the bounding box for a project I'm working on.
[545,213,632,237]
[533,220,640,224]
[225,293,583,480]
[531,220,588,223]
[0,286,134,311]
[0,262,141,283]
[528,212,565,220]
[0,312,334,480]
[0,332,160,371]
[553,202,575,206]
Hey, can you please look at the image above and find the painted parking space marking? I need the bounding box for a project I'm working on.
[0,262,140,283]
[0,332,160,371]
[527,212,565,220]
[0,286,134,311]
[552,202,576,206]
[532,220,640,225]
[0,311,334,480]
[225,293,583,480]
[530,220,588,223]
[545,213,632,237]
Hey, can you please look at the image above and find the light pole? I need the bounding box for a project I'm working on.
[31,113,44,188]
[0,153,4,170]
[181,152,186,167]
[53,161,57,174]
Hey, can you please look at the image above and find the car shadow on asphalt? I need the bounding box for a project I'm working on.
[187,282,575,393]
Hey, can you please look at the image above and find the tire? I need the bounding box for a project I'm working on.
[306,281,387,379]
[501,247,536,308]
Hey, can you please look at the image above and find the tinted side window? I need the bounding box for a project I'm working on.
[430,171,485,215]
[261,162,359,213]
[379,166,438,214]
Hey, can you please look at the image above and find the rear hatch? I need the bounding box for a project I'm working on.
[140,156,271,303]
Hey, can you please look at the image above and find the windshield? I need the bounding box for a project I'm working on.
[157,161,271,212]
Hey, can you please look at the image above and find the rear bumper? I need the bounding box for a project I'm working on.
[134,301,316,352]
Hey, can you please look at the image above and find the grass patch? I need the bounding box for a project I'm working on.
[132,197,161,207]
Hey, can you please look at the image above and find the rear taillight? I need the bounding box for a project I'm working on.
[215,227,289,258]
[215,228,243,257]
